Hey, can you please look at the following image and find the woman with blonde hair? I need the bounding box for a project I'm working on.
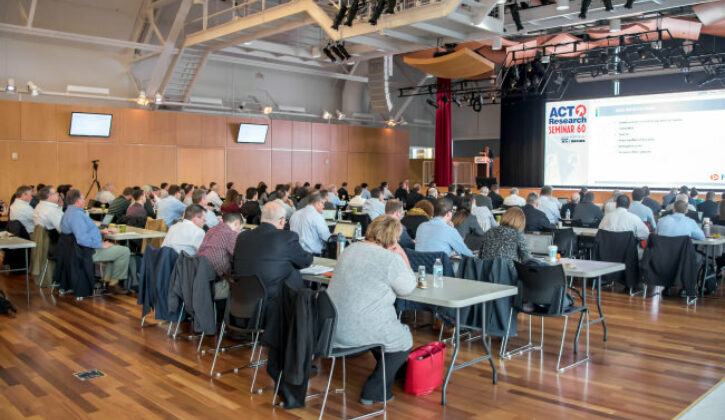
[327,216,415,404]
[479,207,531,262]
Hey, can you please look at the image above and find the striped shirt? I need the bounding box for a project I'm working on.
[198,223,239,276]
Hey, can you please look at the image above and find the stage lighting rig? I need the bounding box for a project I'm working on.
[345,0,361,26]
[331,3,348,30]
[510,1,524,31]
[369,0,386,25]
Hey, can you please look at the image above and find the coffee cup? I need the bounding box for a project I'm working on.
[547,245,558,261]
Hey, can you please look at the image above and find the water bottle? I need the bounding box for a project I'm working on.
[433,258,443,288]
[704,217,711,238]
[417,266,427,288]
[565,209,571,219]
[354,222,362,240]
[337,208,342,221]
[336,233,346,259]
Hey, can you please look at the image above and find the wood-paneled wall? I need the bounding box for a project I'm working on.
[0,100,409,201]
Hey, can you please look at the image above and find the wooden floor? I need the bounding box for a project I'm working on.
[0,273,724,420]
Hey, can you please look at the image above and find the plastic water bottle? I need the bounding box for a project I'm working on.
[433,258,443,288]
[336,233,346,259]
[354,222,362,240]
[704,217,711,238]
[337,208,342,221]
[565,209,571,219]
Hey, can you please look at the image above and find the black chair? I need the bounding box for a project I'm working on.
[640,234,699,304]
[272,291,387,420]
[39,228,60,287]
[553,228,578,259]
[5,220,30,270]
[209,274,267,393]
[350,213,371,235]
[464,234,485,254]
[502,262,589,372]
[594,230,641,292]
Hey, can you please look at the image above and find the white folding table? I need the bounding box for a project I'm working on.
[0,236,37,305]
[303,257,517,405]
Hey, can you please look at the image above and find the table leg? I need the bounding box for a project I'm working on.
[701,245,711,296]
[25,248,30,305]
[481,303,497,384]
[441,308,460,406]
[596,276,607,341]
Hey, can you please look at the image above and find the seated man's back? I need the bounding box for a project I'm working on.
[656,201,705,240]
[414,198,473,257]
[161,204,206,255]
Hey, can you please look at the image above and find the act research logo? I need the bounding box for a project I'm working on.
[575,105,587,117]
[711,174,724,181]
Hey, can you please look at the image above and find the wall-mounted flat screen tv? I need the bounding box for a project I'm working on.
[69,112,113,137]
[236,123,268,143]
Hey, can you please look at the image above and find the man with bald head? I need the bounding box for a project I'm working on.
[232,201,313,324]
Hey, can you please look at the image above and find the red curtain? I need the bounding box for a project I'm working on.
[434,78,452,186]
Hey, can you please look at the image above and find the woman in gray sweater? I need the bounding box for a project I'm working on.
[327,216,416,404]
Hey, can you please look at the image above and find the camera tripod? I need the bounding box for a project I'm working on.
[85,160,101,203]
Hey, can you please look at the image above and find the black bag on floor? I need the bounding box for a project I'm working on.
[0,290,17,314]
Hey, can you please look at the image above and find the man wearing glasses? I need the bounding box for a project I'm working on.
[33,185,64,232]
[415,197,474,258]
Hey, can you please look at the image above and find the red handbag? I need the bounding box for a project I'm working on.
[404,341,446,396]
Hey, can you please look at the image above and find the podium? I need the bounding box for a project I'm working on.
[474,155,492,178]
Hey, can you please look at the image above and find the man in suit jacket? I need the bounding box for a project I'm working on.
[523,192,554,232]
[641,186,662,215]
[488,183,504,209]
[444,185,461,208]
[405,184,424,210]
[232,201,313,325]
[573,192,603,226]
[697,191,719,220]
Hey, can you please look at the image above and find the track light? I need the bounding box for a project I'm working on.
[556,0,569,10]
[385,0,396,14]
[624,0,635,8]
[336,42,351,60]
[579,0,591,18]
[453,96,462,107]
[471,96,482,113]
[136,91,147,106]
[332,3,348,30]
[336,110,345,120]
[602,0,613,12]
[5,78,15,93]
[426,98,439,109]
[510,2,524,31]
[27,81,39,96]
[386,119,396,127]
[263,106,273,114]
[323,44,337,62]
[492,37,502,51]
[154,92,163,105]
[345,0,361,26]
[369,0,386,25]
[322,110,332,119]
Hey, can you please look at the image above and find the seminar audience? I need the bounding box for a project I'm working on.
[657,200,705,240]
[289,192,331,255]
[415,198,473,257]
[125,189,148,219]
[479,207,531,263]
[522,192,554,232]
[157,185,186,227]
[599,195,650,240]
[191,189,219,228]
[401,199,433,240]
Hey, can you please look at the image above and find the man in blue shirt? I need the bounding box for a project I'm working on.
[289,192,331,255]
[656,201,705,240]
[60,189,131,294]
[661,188,677,208]
[360,183,371,199]
[628,188,656,229]
[157,185,186,227]
[191,189,219,229]
[415,197,473,257]
[362,187,386,220]
[326,184,345,208]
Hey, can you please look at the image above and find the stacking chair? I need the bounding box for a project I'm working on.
[502,262,589,372]
[209,274,267,393]
[38,228,60,287]
[594,230,641,293]
[272,291,387,420]
[553,228,578,259]
[141,218,167,254]
[640,234,699,304]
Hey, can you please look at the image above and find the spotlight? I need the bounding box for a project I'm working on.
[579,0,591,18]
[263,106,273,114]
[331,3,348,30]
[385,0,396,14]
[136,90,147,106]
[556,0,570,10]
[426,98,439,109]
[5,78,15,93]
[386,119,396,127]
[369,0,386,25]
[323,44,337,62]
[336,42,351,60]
[471,96,482,113]
[638,47,647,59]
[345,0,361,26]
[336,110,345,120]
[27,81,39,96]
[322,110,332,119]
[489,93,496,103]
[154,92,163,105]
[510,2,524,31]
[453,96,462,107]
[602,0,613,12]
[330,43,346,61]
[624,0,635,8]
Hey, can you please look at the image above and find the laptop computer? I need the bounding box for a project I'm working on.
[322,209,337,221]
[525,233,554,256]
[558,197,569,206]
[99,214,114,229]
[333,222,356,239]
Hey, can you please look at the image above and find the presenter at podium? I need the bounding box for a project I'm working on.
[483,146,494,177]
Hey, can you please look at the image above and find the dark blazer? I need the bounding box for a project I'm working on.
[405,191,424,210]
[523,204,554,232]
[144,199,156,219]
[233,223,313,322]
[401,214,428,239]
[337,187,349,202]
[444,192,461,208]
[662,193,676,208]
[642,196,662,214]
[560,202,577,219]
[640,234,698,296]
[241,200,262,224]
[399,228,415,249]
[573,202,603,226]
[489,191,504,209]
[473,194,493,210]
[395,187,408,202]
[697,200,719,220]
[293,187,308,199]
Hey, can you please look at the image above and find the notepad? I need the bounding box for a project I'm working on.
[300,265,334,275]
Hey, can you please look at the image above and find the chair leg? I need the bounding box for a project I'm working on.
[210,322,225,377]
[272,371,283,406]
[318,357,336,420]
[39,259,49,288]
[250,343,264,394]
[197,332,205,353]
[173,302,185,339]
[381,347,387,417]
[501,312,541,359]
[557,311,590,372]
[556,316,569,371]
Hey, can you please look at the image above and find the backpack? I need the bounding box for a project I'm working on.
[0,290,17,315]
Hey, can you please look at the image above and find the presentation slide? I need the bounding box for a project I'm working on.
[69,113,112,137]
[544,89,725,190]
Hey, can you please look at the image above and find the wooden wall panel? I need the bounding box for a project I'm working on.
[292,121,311,150]
[122,109,151,144]
[0,141,59,197]
[331,125,348,152]
[271,120,292,149]
[202,115,226,147]
[311,151,330,186]
[176,113,203,147]
[311,123,331,151]
[227,149,272,189]
[56,143,90,193]
[291,151,312,183]
[271,150,291,186]
[149,111,177,145]
[329,151,348,186]
[20,102,56,141]
[347,153,368,187]
[178,148,225,187]
[0,101,20,140]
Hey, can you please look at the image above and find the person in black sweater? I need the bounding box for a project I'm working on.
[395,180,409,202]
[523,192,554,232]
[560,193,579,219]
[444,184,461,208]
[405,183,424,210]
[641,186,662,214]
[489,183,504,209]
[337,182,350,202]
[697,191,719,221]
[241,187,262,225]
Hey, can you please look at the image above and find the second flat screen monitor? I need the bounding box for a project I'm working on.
[237,123,268,143]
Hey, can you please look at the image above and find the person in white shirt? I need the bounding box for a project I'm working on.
[95,183,115,205]
[273,186,295,220]
[206,183,223,212]
[32,186,64,232]
[471,195,498,231]
[665,193,696,212]
[538,185,561,224]
[362,187,386,220]
[161,204,207,256]
[290,192,331,255]
[191,189,219,228]
[9,185,35,234]
[348,185,367,208]
[599,195,650,240]
[381,181,395,200]
[602,190,621,215]
[502,187,526,207]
